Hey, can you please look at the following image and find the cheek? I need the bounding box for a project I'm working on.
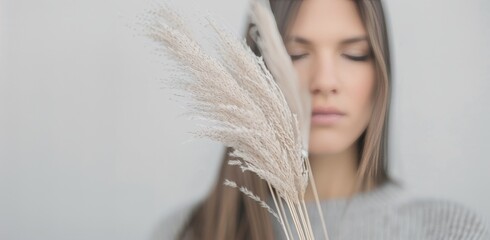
[344,66,376,147]
[346,65,376,114]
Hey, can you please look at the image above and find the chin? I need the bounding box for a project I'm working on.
[308,125,363,157]
[308,140,349,156]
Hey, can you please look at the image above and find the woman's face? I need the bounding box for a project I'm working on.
[286,0,376,157]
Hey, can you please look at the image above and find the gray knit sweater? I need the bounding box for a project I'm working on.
[157,181,490,240]
[272,181,490,240]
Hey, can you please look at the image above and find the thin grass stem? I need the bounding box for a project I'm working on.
[278,194,294,239]
[301,198,315,239]
[306,160,330,240]
[286,198,306,240]
[268,183,291,240]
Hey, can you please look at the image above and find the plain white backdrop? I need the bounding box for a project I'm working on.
[1,0,489,239]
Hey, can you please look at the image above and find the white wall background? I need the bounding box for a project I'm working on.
[0,0,489,239]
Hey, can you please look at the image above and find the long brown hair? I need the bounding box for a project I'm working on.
[178,0,393,239]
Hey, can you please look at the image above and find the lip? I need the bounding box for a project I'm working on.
[311,107,346,125]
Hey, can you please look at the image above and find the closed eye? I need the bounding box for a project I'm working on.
[290,53,308,61]
[342,53,371,62]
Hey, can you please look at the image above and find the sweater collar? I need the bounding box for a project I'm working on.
[305,180,405,213]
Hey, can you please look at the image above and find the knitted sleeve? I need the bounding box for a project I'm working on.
[402,199,490,240]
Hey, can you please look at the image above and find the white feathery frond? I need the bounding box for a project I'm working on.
[224,179,280,220]
[227,160,243,166]
[223,179,238,188]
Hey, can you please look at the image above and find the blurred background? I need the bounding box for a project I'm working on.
[1,0,489,239]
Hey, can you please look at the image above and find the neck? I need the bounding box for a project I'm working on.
[304,144,360,201]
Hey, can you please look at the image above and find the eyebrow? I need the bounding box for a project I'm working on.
[286,35,369,45]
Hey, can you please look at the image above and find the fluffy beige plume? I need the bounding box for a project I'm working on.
[145,2,307,203]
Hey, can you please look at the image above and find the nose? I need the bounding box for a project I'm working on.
[309,54,339,96]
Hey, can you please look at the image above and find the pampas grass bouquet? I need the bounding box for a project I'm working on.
[143,0,330,239]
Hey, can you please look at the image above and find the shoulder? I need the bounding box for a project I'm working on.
[396,197,490,240]
[150,203,196,240]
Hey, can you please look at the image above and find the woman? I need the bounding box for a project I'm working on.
[166,0,490,239]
